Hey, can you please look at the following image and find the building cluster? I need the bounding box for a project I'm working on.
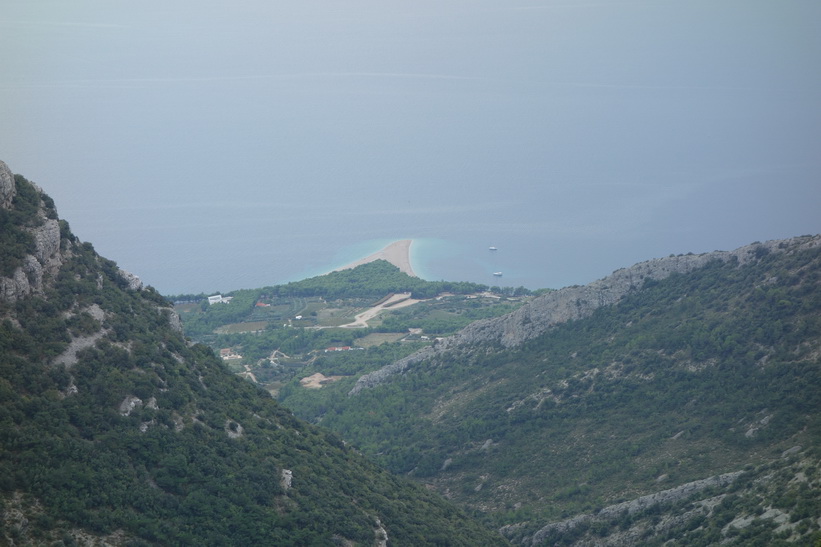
[219,348,242,360]
[323,346,364,353]
[208,294,233,305]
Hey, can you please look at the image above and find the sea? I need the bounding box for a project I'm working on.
[52,174,811,299]
[299,238,513,285]
[57,190,607,297]
[68,201,571,297]
[6,1,820,300]
[124,236,541,297]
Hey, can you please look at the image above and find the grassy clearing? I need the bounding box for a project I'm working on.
[356,333,407,347]
[315,306,361,327]
[215,321,268,334]
[174,302,200,313]
[317,317,356,327]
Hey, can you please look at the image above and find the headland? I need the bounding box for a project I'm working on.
[332,239,416,277]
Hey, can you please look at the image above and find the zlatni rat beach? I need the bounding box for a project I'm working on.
[332,239,416,277]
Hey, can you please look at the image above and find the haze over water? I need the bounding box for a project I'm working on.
[2,1,820,294]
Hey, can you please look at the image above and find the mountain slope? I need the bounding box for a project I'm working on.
[0,160,508,546]
[350,237,818,394]
[280,235,821,545]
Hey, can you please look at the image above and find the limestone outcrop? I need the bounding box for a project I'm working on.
[119,268,143,291]
[0,160,154,306]
[0,161,63,302]
[511,470,743,545]
[0,160,15,208]
[350,235,821,395]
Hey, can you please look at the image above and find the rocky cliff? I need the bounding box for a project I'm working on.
[0,160,145,303]
[0,161,62,302]
[0,160,16,208]
[350,235,821,395]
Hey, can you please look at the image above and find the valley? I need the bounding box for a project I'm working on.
[0,164,511,546]
[3,159,819,545]
[174,235,821,546]
[172,267,534,396]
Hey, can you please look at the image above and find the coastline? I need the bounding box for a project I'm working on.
[331,239,417,277]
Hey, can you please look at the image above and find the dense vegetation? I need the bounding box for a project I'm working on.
[0,173,508,545]
[171,260,530,336]
[6,169,819,545]
[266,260,519,300]
[279,244,821,545]
[372,296,524,336]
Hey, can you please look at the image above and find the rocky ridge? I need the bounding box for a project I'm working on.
[350,235,821,395]
[500,447,819,546]
[511,470,743,545]
[0,160,147,304]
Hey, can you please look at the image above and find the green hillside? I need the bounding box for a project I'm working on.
[170,262,533,396]
[279,238,821,545]
[0,165,508,545]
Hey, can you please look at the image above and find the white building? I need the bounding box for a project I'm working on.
[208,294,233,305]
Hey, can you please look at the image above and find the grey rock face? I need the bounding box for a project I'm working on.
[281,469,293,491]
[350,236,821,395]
[119,395,144,416]
[119,269,143,291]
[0,161,64,302]
[0,265,33,302]
[33,219,61,264]
[0,160,15,209]
[596,471,742,519]
[162,307,184,333]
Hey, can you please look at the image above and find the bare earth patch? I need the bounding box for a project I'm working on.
[339,292,420,328]
[300,373,346,389]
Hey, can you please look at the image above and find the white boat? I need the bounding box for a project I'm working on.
[493,272,503,277]
[489,246,497,251]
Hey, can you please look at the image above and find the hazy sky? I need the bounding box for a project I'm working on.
[2,1,820,294]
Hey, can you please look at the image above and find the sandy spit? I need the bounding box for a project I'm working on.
[331,239,416,277]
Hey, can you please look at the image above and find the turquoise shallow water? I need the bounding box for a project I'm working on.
[287,238,504,285]
[412,239,528,287]
[313,238,525,287]
[148,231,542,296]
